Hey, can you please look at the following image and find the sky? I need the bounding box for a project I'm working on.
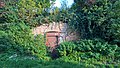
[54,0,74,8]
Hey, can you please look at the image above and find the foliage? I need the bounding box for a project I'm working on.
[0,31,8,53]
[0,0,71,27]
[0,0,120,67]
[57,39,118,56]
[38,1,72,24]
[0,0,55,27]
[75,39,118,56]
[0,53,119,68]
[56,41,76,56]
[0,22,48,60]
[69,0,120,46]
[56,40,120,64]
[0,0,56,59]
[16,0,54,26]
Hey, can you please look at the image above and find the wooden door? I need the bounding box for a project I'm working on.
[46,31,60,49]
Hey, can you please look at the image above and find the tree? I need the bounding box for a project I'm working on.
[69,0,120,45]
[1,0,55,27]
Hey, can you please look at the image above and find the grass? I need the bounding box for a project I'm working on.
[0,55,120,68]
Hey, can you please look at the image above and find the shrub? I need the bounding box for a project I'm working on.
[75,39,118,56]
[0,31,9,53]
[0,22,48,60]
[56,41,76,57]
[56,39,118,63]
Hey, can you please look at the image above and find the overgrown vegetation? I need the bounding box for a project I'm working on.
[0,22,48,60]
[56,40,120,64]
[69,0,120,46]
[0,0,120,67]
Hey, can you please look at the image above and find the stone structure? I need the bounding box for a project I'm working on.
[32,22,80,46]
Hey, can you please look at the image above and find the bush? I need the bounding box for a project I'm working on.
[56,41,76,57]
[57,39,118,57]
[75,39,118,56]
[0,22,48,60]
[0,31,9,53]
[56,39,119,64]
